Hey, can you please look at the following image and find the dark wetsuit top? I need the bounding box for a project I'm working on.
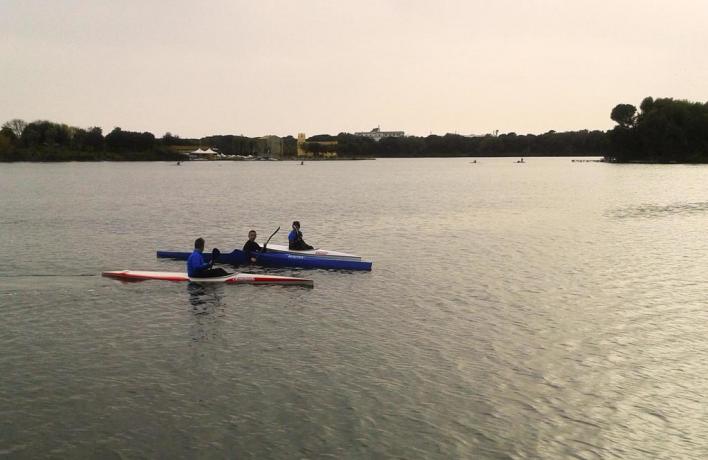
[242,240,262,253]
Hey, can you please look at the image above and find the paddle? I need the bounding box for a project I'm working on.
[249,226,279,263]
[262,226,280,253]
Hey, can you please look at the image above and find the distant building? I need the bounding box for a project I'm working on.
[297,133,337,158]
[354,126,404,141]
[258,135,284,157]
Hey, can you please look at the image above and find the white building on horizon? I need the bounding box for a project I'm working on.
[354,126,404,141]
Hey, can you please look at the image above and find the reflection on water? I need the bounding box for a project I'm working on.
[187,283,226,344]
[188,282,223,311]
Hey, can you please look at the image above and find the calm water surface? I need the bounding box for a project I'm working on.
[2,158,708,458]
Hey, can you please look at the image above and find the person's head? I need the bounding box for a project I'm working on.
[248,230,257,241]
[292,221,301,230]
[194,237,205,252]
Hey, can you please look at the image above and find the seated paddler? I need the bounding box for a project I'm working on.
[288,221,314,251]
[187,238,229,278]
[242,230,262,262]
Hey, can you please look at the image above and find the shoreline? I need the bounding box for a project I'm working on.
[0,154,608,163]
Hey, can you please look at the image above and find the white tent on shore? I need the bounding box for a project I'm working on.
[188,148,219,160]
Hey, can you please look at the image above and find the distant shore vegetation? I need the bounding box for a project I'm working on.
[304,130,607,158]
[0,119,607,162]
[607,97,708,163]
[3,97,704,162]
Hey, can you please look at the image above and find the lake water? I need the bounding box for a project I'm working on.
[2,158,708,458]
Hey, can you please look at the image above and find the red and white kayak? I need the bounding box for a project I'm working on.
[102,270,314,287]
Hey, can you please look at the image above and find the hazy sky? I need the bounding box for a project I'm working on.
[1,0,706,138]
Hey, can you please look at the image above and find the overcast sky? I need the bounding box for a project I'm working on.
[1,0,706,138]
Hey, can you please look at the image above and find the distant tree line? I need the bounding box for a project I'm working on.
[607,97,708,163]
[305,130,608,157]
[22,104,708,162]
[0,118,612,162]
[0,119,191,161]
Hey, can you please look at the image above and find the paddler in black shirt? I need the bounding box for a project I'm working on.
[242,230,262,262]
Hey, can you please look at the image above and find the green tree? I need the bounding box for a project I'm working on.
[0,126,17,142]
[2,119,27,138]
[608,97,708,162]
[639,96,654,114]
[84,127,104,151]
[610,104,637,128]
[0,131,13,158]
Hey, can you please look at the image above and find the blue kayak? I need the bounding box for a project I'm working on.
[156,249,373,271]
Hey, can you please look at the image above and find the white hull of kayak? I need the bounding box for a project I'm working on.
[266,244,362,260]
[102,270,313,287]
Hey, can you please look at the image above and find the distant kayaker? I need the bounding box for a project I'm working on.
[288,221,314,250]
[242,230,262,262]
[187,238,229,278]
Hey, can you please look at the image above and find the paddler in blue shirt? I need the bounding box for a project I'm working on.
[242,230,262,262]
[288,221,314,251]
[187,238,229,278]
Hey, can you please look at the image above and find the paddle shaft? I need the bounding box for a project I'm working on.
[262,226,280,252]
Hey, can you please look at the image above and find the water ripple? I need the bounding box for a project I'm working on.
[3,159,708,457]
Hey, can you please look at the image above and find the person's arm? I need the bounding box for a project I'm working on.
[297,230,309,246]
[198,253,211,270]
[297,231,314,250]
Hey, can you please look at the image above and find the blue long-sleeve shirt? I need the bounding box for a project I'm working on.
[288,228,313,250]
[187,250,210,277]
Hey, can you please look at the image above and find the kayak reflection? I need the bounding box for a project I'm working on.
[187,282,224,315]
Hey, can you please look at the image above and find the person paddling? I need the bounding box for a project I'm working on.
[242,230,262,262]
[288,221,314,250]
[187,238,229,278]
